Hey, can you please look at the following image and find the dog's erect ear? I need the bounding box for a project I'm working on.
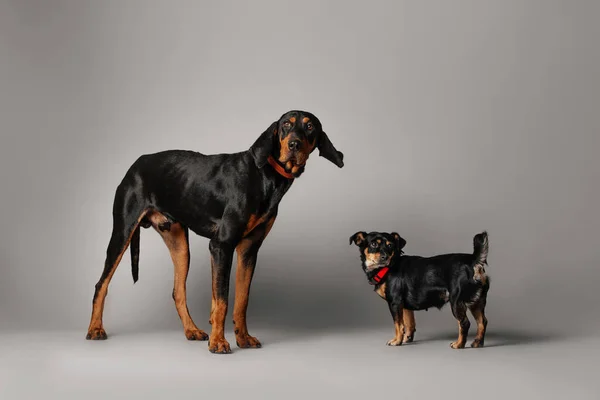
[318,131,344,168]
[391,232,407,252]
[349,231,367,246]
[250,121,278,168]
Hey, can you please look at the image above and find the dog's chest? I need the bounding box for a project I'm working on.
[242,212,275,237]
[375,283,386,299]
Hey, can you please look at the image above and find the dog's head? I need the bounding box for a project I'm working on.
[349,231,406,272]
[250,110,344,178]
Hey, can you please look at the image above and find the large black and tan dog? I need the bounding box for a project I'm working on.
[86,110,344,353]
[349,231,490,349]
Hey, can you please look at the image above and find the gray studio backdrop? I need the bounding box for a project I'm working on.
[1,0,598,339]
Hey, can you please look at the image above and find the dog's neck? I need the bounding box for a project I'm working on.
[365,265,391,286]
[267,156,296,180]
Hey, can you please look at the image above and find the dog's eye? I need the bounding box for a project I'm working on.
[306,123,313,130]
[370,242,378,248]
[386,243,394,249]
[283,121,292,128]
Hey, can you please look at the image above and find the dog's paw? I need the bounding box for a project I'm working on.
[450,341,466,349]
[470,339,484,348]
[402,334,414,344]
[86,328,107,340]
[184,328,209,341]
[386,337,403,346]
[208,337,232,354]
[236,333,262,349]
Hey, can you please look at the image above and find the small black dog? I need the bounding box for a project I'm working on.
[349,231,490,349]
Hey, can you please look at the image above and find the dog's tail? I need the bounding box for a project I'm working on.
[472,231,489,267]
[130,225,141,283]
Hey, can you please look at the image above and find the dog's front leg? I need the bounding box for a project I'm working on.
[386,301,405,346]
[402,309,416,343]
[233,216,276,349]
[208,239,235,354]
[233,238,262,349]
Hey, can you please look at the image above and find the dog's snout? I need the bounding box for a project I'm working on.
[288,140,301,151]
[380,253,388,261]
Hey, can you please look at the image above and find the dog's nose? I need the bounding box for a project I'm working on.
[288,140,301,151]
[380,254,388,261]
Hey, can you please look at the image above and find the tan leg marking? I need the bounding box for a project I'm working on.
[208,251,231,354]
[470,305,488,348]
[402,309,416,343]
[387,310,405,346]
[450,315,470,349]
[234,216,275,348]
[208,298,230,353]
[233,238,261,349]
[449,302,470,349]
[375,282,386,299]
[86,211,149,339]
[151,214,208,341]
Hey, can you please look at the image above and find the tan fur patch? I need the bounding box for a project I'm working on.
[354,233,365,244]
[387,311,405,346]
[264,216,276,237]
[154,218,207,340]
[233,239,253,337]
[375,282,386,299]
[363,247,393,270]
[87,210,150,337]
[278,135,310,167]
[364,247,381,266]
[402,309,416,338]
[244,214,270,237]
[470,306,487,346]
[473,264,487,285]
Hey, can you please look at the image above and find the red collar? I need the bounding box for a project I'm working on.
[369,266,390,286]
[267,156,295,180]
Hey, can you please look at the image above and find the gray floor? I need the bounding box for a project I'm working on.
[1,328,598,399]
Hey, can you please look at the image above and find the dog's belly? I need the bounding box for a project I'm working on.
[404,288,449,311]
[187,220,220,238]
[149,196,225,239]
[141,209,218,239]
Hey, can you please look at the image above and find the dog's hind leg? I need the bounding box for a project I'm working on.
[149,212,208,341]
[469,299,488,348]
[450,300,470,349]
[86,182,148,340]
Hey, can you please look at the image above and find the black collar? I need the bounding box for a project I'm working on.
[367,266,390,286]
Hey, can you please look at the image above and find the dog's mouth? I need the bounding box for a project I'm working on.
[283,159,301,168]
[279,156,307,176]
[364,260,391,272]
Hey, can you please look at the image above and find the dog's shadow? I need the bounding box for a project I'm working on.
[260,329,564,349]
[411,330,564,348]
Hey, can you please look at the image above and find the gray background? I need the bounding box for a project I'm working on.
[1,0,599,399]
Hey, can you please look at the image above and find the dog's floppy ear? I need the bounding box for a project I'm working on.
[318,131,344,168]
[391,232,407,253]
[250,121,278,168]
[349,231,367,246]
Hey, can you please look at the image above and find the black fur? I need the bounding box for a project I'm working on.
[350,231,490,349]
[87,110,343,353]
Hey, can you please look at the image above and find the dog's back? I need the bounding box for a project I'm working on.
[388,232,490,310]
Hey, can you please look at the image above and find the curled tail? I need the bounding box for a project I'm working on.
[130,226,141,283]
[473,231,489,266]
